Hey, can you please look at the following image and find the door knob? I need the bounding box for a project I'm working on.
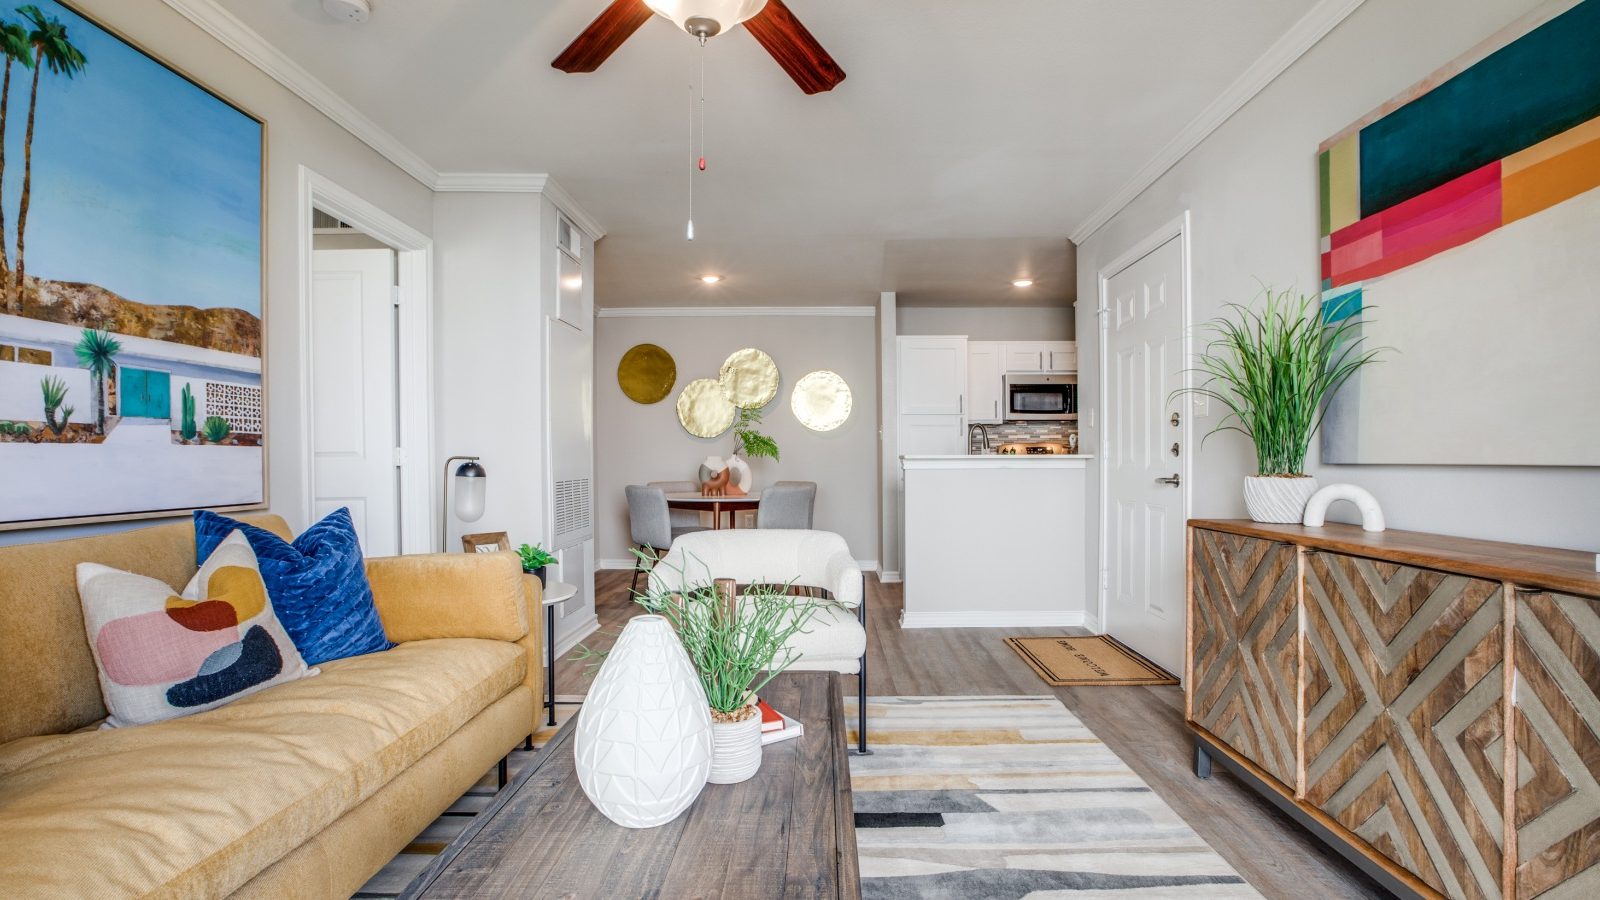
[1155,473,1181,487]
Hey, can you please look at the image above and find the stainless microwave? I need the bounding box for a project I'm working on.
[1003,373,1078,421]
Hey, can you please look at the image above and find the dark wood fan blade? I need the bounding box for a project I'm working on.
[552,0,654,74]
[744,0,846,94]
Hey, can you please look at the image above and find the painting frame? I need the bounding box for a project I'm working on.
[0,0,269,531]
[461,532,511,554]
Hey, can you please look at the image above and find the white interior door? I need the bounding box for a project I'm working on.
[1103,235,1187,675]
[312,248,399,557]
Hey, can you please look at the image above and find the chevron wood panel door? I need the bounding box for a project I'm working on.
[1189,529,1300,789]
[1303,552,1505,900]
[1512,590,1600,898]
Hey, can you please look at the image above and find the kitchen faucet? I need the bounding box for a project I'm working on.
[968,422,993,453]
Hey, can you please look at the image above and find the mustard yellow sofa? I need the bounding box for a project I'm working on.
[0,515,542,899]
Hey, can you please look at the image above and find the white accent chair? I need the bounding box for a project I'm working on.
[649,529,869,753]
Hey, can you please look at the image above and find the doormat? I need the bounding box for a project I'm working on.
[1005,635,1178,686]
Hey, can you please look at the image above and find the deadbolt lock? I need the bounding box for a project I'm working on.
[1171,442,1180,457]
[1170,412,1180,427]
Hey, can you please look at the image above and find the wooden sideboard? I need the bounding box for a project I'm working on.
[1186,519,1600,900]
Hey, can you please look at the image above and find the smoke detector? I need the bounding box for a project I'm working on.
[322,0,371,24]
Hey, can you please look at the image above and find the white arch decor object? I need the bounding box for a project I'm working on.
[1302,483,1386,532]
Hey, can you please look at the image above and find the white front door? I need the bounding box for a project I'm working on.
[311,248,399,557]
[1103,235,1187,676]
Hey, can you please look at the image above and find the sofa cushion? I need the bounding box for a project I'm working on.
[195,508,392,666]
[0,638,525,899]
[77,531,316,728]
[777,602,865,674]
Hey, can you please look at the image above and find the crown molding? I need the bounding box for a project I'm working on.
[1069,0,1367,244]
[162,1,608,238]
[161,0,439,187]
[597,306,877,318]
[435,173,608,240]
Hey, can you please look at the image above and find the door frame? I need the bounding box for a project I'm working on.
[298,166,435,553]
[1094,211,1194,637]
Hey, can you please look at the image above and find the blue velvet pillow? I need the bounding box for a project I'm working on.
[194,508,392,665]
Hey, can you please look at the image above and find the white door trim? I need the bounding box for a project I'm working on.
[298,166,436,553]
[1095,211,1194,635]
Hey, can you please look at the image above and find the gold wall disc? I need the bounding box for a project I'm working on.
[718,348,780,409]
[677,378,736,438]
[791,370,852,432]
[617,343,677,404]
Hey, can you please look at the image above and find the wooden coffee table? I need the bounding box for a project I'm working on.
[401,671,861,899]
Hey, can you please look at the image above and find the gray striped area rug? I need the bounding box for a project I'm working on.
[846,696,1260,899]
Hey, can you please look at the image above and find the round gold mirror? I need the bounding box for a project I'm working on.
[617,343,677,405]
[791,370,852,432]
[677,378,736,438]
[718,348,779,409]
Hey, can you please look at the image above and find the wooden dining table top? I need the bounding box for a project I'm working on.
[663,491,762,504]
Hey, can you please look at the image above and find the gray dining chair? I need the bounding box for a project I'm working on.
[757,481,817,530]
[649,480,703,531]
[625,484,706,594]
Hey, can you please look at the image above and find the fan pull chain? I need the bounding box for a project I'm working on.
[686,38,709,241]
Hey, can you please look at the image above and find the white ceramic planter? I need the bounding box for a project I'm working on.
[574,616,713,828]
[707,711,763,784]
[1243,475,1320,524]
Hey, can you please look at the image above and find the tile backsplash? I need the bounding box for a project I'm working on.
[968,422,1078,453]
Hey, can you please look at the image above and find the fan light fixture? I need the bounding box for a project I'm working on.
[644,0,768,39]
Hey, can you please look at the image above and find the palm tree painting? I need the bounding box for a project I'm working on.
[0,1,264,530]
[0,19,31,308]
[13,4,84,309]
[73,327,117,435]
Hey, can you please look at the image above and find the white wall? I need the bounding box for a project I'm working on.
[433,193,545,554]
[1075,0,1599,588]
[0,360,89,423]
[594,311,881,567]
[897,305,1076,341]
[0,0,433,546]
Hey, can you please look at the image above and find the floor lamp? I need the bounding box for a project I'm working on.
[441,456,487,551]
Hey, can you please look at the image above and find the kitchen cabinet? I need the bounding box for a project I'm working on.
[897,336,967,415]
[967,341,1004,424]
[1003,341,1076,373]
[1187,520,1600,900]
[897,414,967,457]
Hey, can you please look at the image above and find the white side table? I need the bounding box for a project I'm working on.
[540,581,578,727]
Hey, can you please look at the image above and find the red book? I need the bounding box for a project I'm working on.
[757,699,784,733]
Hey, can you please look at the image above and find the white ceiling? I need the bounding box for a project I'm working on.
[220,0,1318,307]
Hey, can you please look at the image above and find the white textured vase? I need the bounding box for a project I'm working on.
[574,616,712,828]
[707,712,763,784]
[1243,475,1320,524]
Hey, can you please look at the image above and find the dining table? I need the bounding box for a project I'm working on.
[664,490,762,530]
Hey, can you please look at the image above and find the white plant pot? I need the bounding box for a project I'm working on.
[574,616,712,828]
[1243,475,1320,524]
[707,711,763,784]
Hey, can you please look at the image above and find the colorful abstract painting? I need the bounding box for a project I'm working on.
[1319,0,1600,465]
[0,1,265,528]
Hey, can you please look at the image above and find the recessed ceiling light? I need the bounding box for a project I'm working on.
[700,275,722,284]
[1012,279,1034,288]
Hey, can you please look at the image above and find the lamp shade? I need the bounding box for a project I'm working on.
[453,460,487,523]
[644,0,767,36]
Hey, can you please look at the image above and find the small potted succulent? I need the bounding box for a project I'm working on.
[1180,287,1385,523]
[517,543,557,586]
[627,551,833,784]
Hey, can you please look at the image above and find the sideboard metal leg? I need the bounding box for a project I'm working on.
[1194,740,1213,779]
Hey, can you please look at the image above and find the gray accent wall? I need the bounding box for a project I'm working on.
[594,312,880,567]
[1074,0,1599,602]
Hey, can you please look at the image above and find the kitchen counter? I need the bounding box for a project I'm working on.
[898,454,1088,628]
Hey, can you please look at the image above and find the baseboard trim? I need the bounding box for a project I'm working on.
[878,570,902,584]
[899,610,1087,629]
[597,558,640,571]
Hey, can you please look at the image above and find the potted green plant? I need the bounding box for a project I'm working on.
[624,551,833,784]
[517,543,557,586]
[1181,287,1385,523]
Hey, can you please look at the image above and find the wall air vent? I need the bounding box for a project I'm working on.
[553,477,591,545]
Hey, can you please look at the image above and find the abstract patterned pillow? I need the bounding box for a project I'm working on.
[194,508,392,665]
[77,530,316,728]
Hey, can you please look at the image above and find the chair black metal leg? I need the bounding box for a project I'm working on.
[497,755,509,789]
[853,575,871,755]
[523,735,534,751]
[629,546,644,595]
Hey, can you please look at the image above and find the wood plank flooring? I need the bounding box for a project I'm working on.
[555,569,1388,899]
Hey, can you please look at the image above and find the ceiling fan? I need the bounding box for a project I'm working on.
[553,0,846,95]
